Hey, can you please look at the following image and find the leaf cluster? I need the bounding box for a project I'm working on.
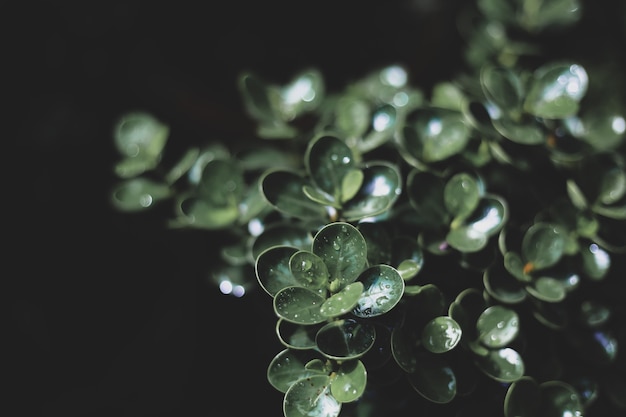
[109,1,626,416]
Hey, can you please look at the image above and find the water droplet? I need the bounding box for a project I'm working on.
[333,241,341,250]
[301,259,312,271]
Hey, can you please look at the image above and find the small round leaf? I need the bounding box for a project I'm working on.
[421,316,463,353]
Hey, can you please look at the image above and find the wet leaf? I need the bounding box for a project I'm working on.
[261,170,328,220]
[330,360,367,403]
[401,107,471,163]
[476,305,520,348]
[312,222,367,287]
[341,162,402,221]
[521,223,566,271]
[474,347,525,382]
[316,319,376,360]
[267,349,327,393]
[444,172,482,219]
[524,62,588,119]
[352,265,405,318]
[284,375,341,417]
[421,316,463,353]
[274,286,327,325]
[320,282,363,318]
[255,246,301,297]
[305,134,356,200]
[276,319,321,350]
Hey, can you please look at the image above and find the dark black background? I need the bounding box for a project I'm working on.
[8,1,626,416]
[9,1,464,416]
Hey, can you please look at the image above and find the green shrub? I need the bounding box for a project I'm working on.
[109,1,626,416]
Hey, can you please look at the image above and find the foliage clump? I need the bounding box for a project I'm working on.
[109,1,626,416]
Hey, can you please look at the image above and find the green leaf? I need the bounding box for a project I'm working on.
[251,222,314,261]
[538,381,584,417]
[312,222,368,288]
[580,241,611,281]
[492,117,546,145]
[274,286,327,325]
[444,172,482,220]
[341,162,402,221]
[340,168,364,203]
[255,245,301,297]
[526,277,566,303]
[276,319,321,350]
[402,107,471,162]
[446,226,488,253]
[421,316,463,353]
[320,282,363,318]
[197,159,245,206]
[238,71,277,123]
[113,111,169,163]
[267,349,327,393]
[480,65,524,116]
[316,318,376,360]
[289,250,330,293]
[504,376,540,417]
[261,170,328,220]
[284,375,341,417]
[330,360,367,403]
[474,347,525,383]
[483,262,527,304]
[391,236,424,280]
[110,178,172,212]
[352,265,405,318]
[305,134,356,200]
[174,195,240,229]
[335,96,370,139]
[521,223,566,271]
[278,69,324,121]
[524,62,588,119]
[406,352,457,403]
[476,305,520,348]
[406,170,449,228]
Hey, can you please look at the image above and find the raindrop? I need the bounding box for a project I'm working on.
[333,241,341,251]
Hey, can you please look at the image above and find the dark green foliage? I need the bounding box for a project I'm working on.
[109,1,626,416]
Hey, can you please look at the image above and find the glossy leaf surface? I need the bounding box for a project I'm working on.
[312,222,367,288]
[261,170,328,219]
[330,360,367,403]
[352,265,405,318]
[421,316,463,353]
[284,375,341,417]
[268,349,327,393]
[407,352,457,403]
[316,319,376,360]
[274,286,327,325]
[402,107,471,162]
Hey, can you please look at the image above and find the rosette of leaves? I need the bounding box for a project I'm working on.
[256,222,406,417]
[565,151,626,222]
[238,68,325,139]
[405,169,507,254]
[485,220,603,330]
[109,112,174,211]
[260,133,402,223]
[477,61,589,157]
[390,284,465,404]
[316,65,424,158]
[449,288,525,385]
